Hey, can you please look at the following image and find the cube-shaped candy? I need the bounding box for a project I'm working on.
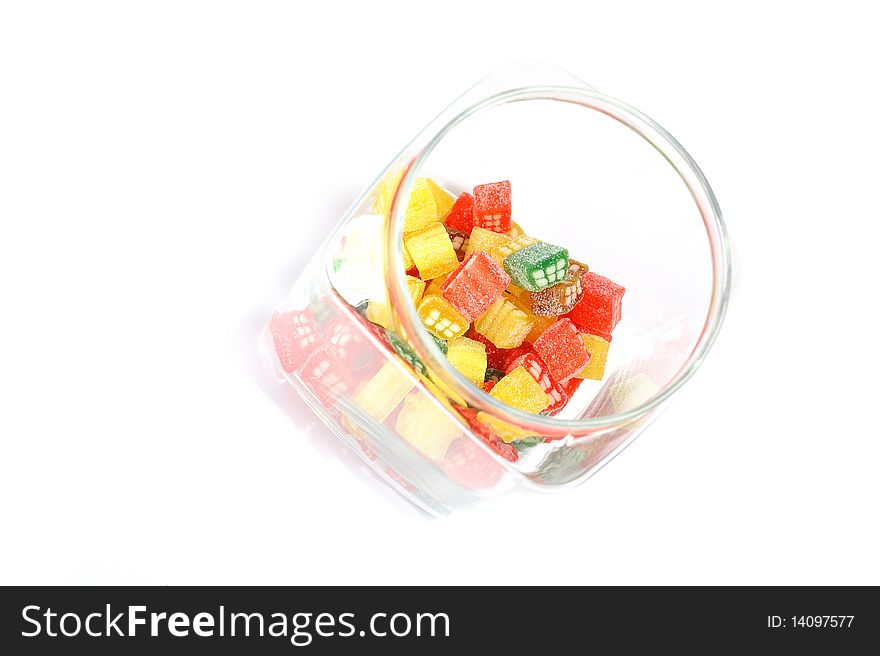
[417,295,469,340]
[489,365,550,414]
[404,222,459,280]
[487,234,540,265]
[352,360,414,422]
[269,309,319,373]
[424,273,448,298]
[365,300,394,330]
[395,391,461,462]
[440,251,511,322]
[532,318,591,383]
[430,333,449,355]
[563,376,584,398]
[507,220,525,239]
[403,177,455,232]
[505,353,568,415]
[464,226,511,258]
[446,227,470,261]
[365,275,425,330]
[455,407,518,462]
[473,297,533,349]
[564,271,626,338]
[385,331,429,376]
[503,242,569,292]
[300,345,353,408]
[526,314,557,344]
[444,192,475,233]
[446,335,488,387]
[575,333,611,380]
[473,180,511,232]
[530,259,587,316]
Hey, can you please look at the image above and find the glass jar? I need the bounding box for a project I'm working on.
[265,61,731,515]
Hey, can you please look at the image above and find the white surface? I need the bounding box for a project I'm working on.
[1,1,878,585]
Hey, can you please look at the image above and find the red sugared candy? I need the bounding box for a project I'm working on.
[440,251,511,322]
[455,408,518,463]
[564,271,625,339]
[473,180,511,233]
[269,309,319,373]
[444,192,475,233]
[532,318,591,383]
[299,345,353,408]
[505,353,568,415]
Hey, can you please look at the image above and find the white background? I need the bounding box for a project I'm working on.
[2,1,878,585]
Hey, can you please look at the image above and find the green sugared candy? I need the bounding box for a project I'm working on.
[386,331,428,376]
[503,242,569,292]
[430,334,449,355]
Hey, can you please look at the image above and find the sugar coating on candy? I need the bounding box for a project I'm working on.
[300,345,352,408]
[430,333,449,355]
[386,331,428,376]
[365,300,394,330]
[503,242,569,292]
[565,271,625,338]
[476,412,538,442]
[402,241,414,270]
[444,192,475,233]
[473,180,512,233]
[395,391,461,462]
[440,251,511,322]
[455,407,518,462]
[575,333,610,381]
[505,353,568,415]
[417,295,469,340]
[445,335,487,386]
[366,275,424,330]
[404,222,459,280]
[532,318,591,383]
[424,273,448,298]
[446,227,470,261]
[352,360,414,422]
[488,234,540,265]
[507,221,525,239]
[489,365,550,414]
[406,274,426,305]
[403,177,454,233]
[465,226,511,258]
[473,297,533,349]
[526,314,557,344]
[531,259,586,316]
[269,309,319,373]
[372,166,404,215]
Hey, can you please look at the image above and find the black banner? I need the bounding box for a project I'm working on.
[1,586,876,653]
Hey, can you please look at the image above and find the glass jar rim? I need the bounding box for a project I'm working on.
[385,84,731,436]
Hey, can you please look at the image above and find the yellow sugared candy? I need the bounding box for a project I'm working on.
[576,334,610,380]
[404,222,459,280]
[404,177,455,233]
[403,240,414,270]
[465,226,511,258]
[490,366,550,413]
[424,273,449,298]
[373,166,404,215]
[352,361,414,422]
[417,295,469,340]
[476,412,536,442]
[503,290,555,344]
[527,314,557,344]
[446,335,487,386]
[487,234,540,265]
[366,275,425,330]
[365,300,394,330]
[395,390,461,462]
[507,221,526,239]
[406,274,426,304]
[474,297,533,349]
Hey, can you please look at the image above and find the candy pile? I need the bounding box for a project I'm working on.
[363,178,626,445]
